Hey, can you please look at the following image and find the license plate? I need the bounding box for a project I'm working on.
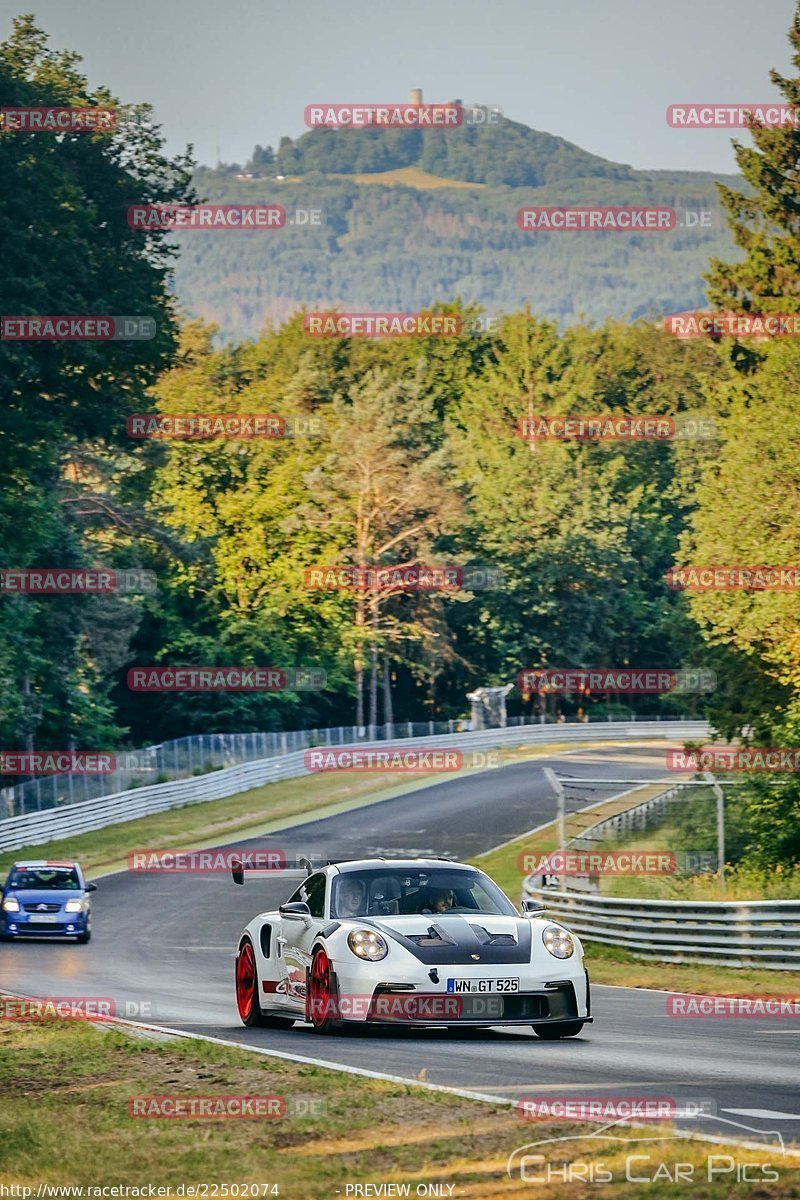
[446,977,520,993]
[27,914,58,924]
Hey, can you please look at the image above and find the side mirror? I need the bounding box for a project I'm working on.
[85,882,98,893]
[521,897,545,916]
[231,858,244,886]
[279,901,311,919]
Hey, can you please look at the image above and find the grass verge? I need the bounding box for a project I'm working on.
[593,823,800,901]
[1,1017,797,1198]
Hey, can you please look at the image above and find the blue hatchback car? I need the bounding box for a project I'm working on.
[1,860,96,943]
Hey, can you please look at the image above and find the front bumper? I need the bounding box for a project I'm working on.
[319,974,590,1027]
[363,979,586,1025]
[1,913,88,937]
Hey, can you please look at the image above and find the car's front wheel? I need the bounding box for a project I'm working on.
[76,929,91,944]
[308,947,342,1034]
[236,938,295,1029]
[532,1021,585,1039]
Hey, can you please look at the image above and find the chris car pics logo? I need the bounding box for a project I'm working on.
[507,1118,783,1185]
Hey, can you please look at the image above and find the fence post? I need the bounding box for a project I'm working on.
[543,768,566,858]
[704,771,726,897]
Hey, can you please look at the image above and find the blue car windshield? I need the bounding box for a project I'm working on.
[8,868,81,891]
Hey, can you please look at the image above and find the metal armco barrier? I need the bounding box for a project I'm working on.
[0,720,709,852]
[524,884,800,970]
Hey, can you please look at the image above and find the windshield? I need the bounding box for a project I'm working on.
[331,868,516,919]
[8,867,81,891]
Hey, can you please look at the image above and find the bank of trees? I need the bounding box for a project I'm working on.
[2,10,800,869]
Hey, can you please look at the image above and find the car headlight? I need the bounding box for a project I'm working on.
[542,924,575,959]
[2,897,20,913]
[64,899,83,912]
[347,930,388,961]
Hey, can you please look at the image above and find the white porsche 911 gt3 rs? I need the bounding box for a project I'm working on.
[233,858,591,1037]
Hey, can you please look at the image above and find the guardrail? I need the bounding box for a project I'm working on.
[524,884,800,971]
[0,719,709,853]
[0,711,702,818]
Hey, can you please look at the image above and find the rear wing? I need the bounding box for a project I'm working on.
[230,854,368,885]
[231,855,317,885]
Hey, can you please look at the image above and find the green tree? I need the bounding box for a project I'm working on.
[0,15,194,753]
[707,3,800,365]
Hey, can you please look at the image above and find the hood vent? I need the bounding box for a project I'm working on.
[369,915,532,965]
[405,923,457,948]
[469,924,517,946]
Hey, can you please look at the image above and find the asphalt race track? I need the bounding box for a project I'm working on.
[2,743,798,1151]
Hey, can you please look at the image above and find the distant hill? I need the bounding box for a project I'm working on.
[266,113,641,187]
[170,111,741,343]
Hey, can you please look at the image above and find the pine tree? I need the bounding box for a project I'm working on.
[707,3,800,319]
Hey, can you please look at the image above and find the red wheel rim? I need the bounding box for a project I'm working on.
[310,949,333,1026]
[236,940,256,1020]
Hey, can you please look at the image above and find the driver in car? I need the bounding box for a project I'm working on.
[421,888,456,914]
[433,888,456,913]
[337,878,367,918]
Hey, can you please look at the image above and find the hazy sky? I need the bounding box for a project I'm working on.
[4,0,797,172]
